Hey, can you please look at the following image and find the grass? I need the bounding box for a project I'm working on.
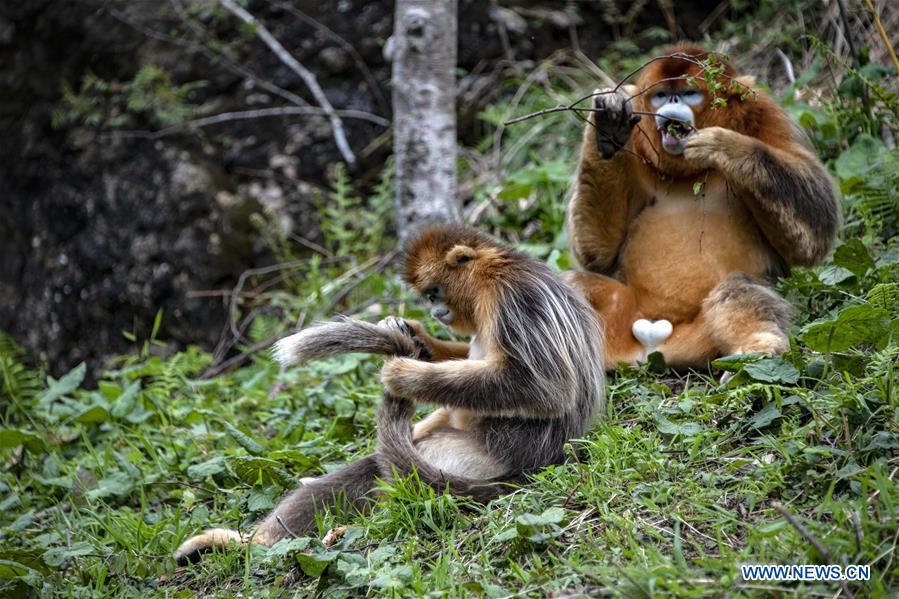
[2,44,899,597]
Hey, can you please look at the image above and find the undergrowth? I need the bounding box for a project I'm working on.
[2,43,898,598]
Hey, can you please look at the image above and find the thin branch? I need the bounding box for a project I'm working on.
[863,0,899,77]
[775,48,796,84]
[266,0,390,113]
[276,516,299,539]
[108,106,388,140]
[220,0,356,164]
[504,53,755,127]
[201,334,279,379]
[110,7,312,115]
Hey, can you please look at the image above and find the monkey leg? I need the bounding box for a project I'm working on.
[658,272,792,368]
[703,272,793,356]
[562,271,644,366]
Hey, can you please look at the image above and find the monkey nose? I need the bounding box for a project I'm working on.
[430,306,452,324]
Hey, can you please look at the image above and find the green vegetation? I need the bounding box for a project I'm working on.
[52,65,207,130]
[4,44,898,598]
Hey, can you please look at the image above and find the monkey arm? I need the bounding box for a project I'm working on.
[566,116,639,274]
[684,126,840,266]
[381,357,569,417]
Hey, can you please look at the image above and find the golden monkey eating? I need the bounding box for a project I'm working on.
[565,45,840,370]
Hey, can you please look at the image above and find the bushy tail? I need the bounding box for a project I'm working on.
[174,456,380,565]
[273,319,419,366]
[375,395,509,503]
[252,455,380,545]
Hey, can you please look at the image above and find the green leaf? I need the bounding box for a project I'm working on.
[801,304,891,352]
[817,265,855,286]
[750,402,781,429]
[524,507,565,526]
[515,507,566,542]
[38,362,86,407]
[832,239,875,277]
[0,559,35,580]
[187,456,226,480]
[834,134,885,184]
[86,472,134,500]
[247,490,274,512]
[295,549,338,577]
[653,414,703,436]
[229,456,293,487]
[711,353,763,370]
[73,404,109,424]
[224,422,265,456]
[110,381,141,419]
[743,357,800,384]
[0,428,45,453]
[266,537,311,557]
[866,283,899,312]
[42,542,95,568]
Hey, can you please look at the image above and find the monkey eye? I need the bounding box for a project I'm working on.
[652,90,668,100]
[424,287,439,303]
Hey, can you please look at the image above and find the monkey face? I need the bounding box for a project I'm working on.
[422,285,454,326]
[632,46,741,177]
[403,225,498,337]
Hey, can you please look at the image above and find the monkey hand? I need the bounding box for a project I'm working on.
[378,316,432,361]
[379,315,430,338]
[684,127,742,170]
[381,357,424,400]
[590,88,640,159]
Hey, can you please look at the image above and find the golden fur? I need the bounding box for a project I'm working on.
[566,45,839,368]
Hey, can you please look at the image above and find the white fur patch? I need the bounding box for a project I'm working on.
[272,333,304,366]
[632,319,673,350]
[173,528,245,562]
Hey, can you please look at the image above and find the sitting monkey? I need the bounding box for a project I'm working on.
[174,224,605,564]
[564,45,840,370]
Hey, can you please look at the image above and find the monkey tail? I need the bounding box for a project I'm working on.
[272,319,420,366]
[375,395,510,503]
[174,455,380,565]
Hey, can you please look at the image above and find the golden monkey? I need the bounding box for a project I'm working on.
[565,45,840,370]
[174,224,604,564]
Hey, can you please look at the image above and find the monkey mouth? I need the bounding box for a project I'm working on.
[657,119,696,155]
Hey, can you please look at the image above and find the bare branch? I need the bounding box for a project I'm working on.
[219,0,357,165]
[265,0,390,114]
[108,107,388,140]
[863,0,899,77]
[110,7,311,115]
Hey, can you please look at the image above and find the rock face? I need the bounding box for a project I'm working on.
[0,0,714,375]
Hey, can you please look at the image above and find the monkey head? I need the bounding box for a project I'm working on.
[403,225,506,336]
[632,46,747,178]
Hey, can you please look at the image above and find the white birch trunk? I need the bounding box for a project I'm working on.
[391,0,461,242]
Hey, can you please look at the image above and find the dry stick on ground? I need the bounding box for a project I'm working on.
[773,502,855,599]
[220,0,356,165]
[863,0,899,76]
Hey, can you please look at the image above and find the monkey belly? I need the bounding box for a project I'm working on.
[621,208,769,322]
[416,430,508,479]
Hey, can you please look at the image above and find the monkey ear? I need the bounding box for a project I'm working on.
[446,245,477,267]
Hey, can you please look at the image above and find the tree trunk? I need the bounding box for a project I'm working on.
[391,0,461,243]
